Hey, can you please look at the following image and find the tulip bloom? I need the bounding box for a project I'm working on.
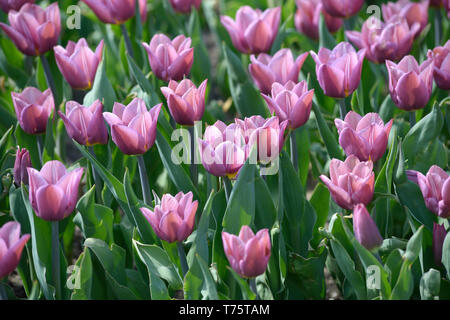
[0,3,60,56]
[12,87,54,135]
[249,49,309,94]
[433,223,447,265]
[262,81,314,130]
[0,0,34,13]
[382,0,429,37]
[58,100,108,146]
[14,147,31,186]
[103,98,161,155]
[427,40,450,90]
[416,165,450,218]
[54,38,104,90]
[143,34,194,82]
[346,17,419,64]
[199,121,246,179]
[169,0,201,14]
[81,0,147,24]
[221,6,281,54]
[27,161,84,221]
[353,204,383,251]
[321,0,364,18]
[320,155,375,210]
[310,42,366,98]
[386,55,434,111]
[140,192,198,243]
[160,79,207,126]
[334,112,393,162]
[0,222,30,279]
[222,226,271,278]
[294,0,343,40]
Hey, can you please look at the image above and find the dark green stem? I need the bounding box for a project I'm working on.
[290,130,298,172]
[137,155,152,205]
[188,126,198,187]
[0,280,8,300]
[435,8,442,47]
[120,24,135,59]
[177,242,189,277]
[39,55,57,109]
[88,147,102,203]
[223,177,232,202]
[409,111,416,128]
[51,221,61,300]
[249,278,259,300]
[338,99,347,119]
[37,135,44,166]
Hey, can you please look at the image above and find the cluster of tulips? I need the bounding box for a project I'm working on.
[0,0,448,301]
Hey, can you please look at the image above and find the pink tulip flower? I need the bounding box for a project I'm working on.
[222,226,271,278]
[310,42,366,98]
[58,100,108,147]
[0,222,30,279]
[353,204,383,250]
[0,0,34,13]
[14,147,31,186]
[433,223,447,265]
[54,38,104,90]
[386,55,434,111]
[81,0,147,24]
[140,191,198,243]
[321,0,364,18]
[12,87,54,135]
[427,40,450,90]
[320,155,375,210]
[382,0,429,37]
[221,6,281,54]
[0,3,60,56]
[334,111,393,162]
[103,98,161,155]
[27,161,84,221]
[262,81,314,130]
[446,0,450,17]
[416,165,450,218]
[160,79,208,126]
[142,34,194,82]
[169,0,201,14]
[249,49,309,94]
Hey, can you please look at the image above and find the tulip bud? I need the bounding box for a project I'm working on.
[12,87,54,135]
[143,34,194,82]
[27,160,84,221]
[81,0,147,24]
[222,226,271,278]
[386,55,434,111]
[0,3,60,56]
[322,0,364,18]
[0,0,34,13]
[433,223,447,265]
[416,165,450,218]
[320,155,375,210]
[0,222,30,279]
[427,40,450,90]
[160,79,207,126]
[221,6,281,54]
[382,0,429,37]
[14,147,31,186]
[249,49,308,94]
[353,204,383,250]
[103,98,161,155]
[169,0,201,14]
[140,192,198,243]
[310,42,366,98]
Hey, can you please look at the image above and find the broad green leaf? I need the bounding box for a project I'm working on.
[311,101,342,160]
[420,268,441,300]
[442,232,450,280]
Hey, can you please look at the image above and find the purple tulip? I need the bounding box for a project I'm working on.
[427,40,450,90]
[142,34,194,82]
[81,0,147,24]
[346,17,419,64]
[320,155,375,210]
[446,0,450,17]
[140,191,198,243]
[386,55,434,111]
[294,0,343,40]
[321,0,364,18]
[14,147,31,186]
[54,38,104,90]
[406,169,420,184]
[262,81,314,130]
[198,120,246,179]
[433,223,447,265]
[103,98,161,155]
[12,87,54,135]
[310,42,366,98]
[334,111,393,162]
[27,161,84,221]
[416,165,450,218]
[430,0,443,6]
[58,100,108,147]
[160,79,208,126]
[0,222,30,279]
[169,0,201,14]
[222,226,271,278]
[0,3,60,56]
[353,204,383,250]
[221,6,281,54]
[0,0,34,13]
[249,49,309,94]
[382,0,429,37]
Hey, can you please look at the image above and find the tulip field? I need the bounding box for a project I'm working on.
[0,0,449,302]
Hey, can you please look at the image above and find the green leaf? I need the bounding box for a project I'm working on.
[195,253,219,300]
[14,124,40,169]
[254,175,277,230]
[310,183,330,248]
[319,14,336,49]
[311,101,342,160]
[420,268,441,300]
[228,267,256,300]
[442,232,450,280]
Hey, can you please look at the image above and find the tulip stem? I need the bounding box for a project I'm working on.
[0,280,7,300]
[39,54,57,108]
[409,111,416,128]
[338,99,347,119]
[137,155,152,205]
[177,242,189,277]
[88,147,102,203]
[37,135,44,166]
[249,278,259,300]
[223,177,232,202]
[290,130,298,172]
[435,8,442,47]
[120,24,135,60]
[188,126,198,187]
[51,221,61,300]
